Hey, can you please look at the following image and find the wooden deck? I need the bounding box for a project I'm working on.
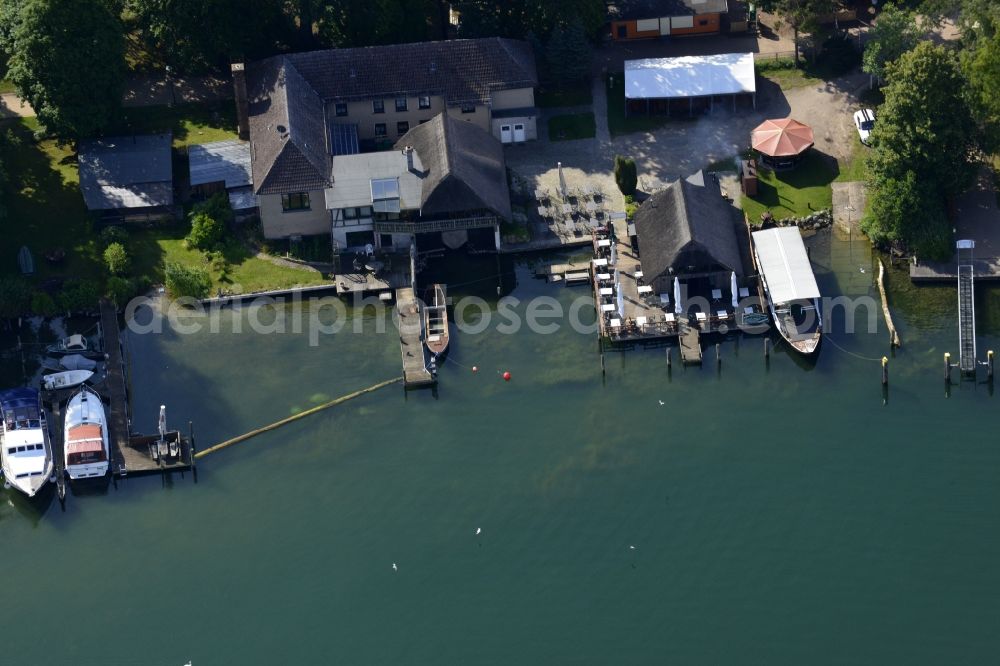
[396,288,435,388]
[678,322,703,364]
[335,269,408,296]
[910,256,1000,282]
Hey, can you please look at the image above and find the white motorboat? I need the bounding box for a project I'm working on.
[751,227,822,355]
[47,334,96,356]
[1,388,54,497]
[63,386,110,480]
[42,370,94,392]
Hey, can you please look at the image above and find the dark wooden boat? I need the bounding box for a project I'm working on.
[423,283,449,356]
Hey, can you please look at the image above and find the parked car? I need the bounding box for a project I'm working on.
[853,109,876,145]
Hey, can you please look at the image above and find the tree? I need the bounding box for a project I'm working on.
[30,291,57,317]
[127,0,290,72]
[773,0,836,64]
[963,26,1000,152]
[0,277,32,318]
[5,0,125,140]
[614,155,637,196]
[185,193,232,251]
[56,279,101,314]
[452,0,605,42]
[319,0,441,47]
[545,19,591,86]
[862,3,919,84]
[105,276,134,308]
[103,242,130,276]
[864,42,976,259]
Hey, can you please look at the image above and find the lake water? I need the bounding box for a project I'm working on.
[2,230,1000,665]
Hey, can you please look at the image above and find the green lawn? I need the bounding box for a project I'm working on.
[741,152,837,223]
[755,60,823,90]
[547,112,596,141]
[109,101,238,148]
[0,78,14,94]
[536,83,593,108]
[835,132,868,183]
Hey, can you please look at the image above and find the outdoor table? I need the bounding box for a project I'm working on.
[596,272,612,281]
[634,270,643,279]
[695,312,707,322]
[599,287,613,296]
[637,285,653,294]
[534,189,546,200]
[593,258,608,267]
[610,318,622,328]
[601,304,616,312]
[717,310,730,319]
[665,313,676,323]
[537,206,549,217]
[597,239,611,247]
[636,316,647,326]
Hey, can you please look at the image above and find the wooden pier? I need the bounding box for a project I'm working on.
[395,287,435,388]
[678,321,703,364]
[98,299,192,476]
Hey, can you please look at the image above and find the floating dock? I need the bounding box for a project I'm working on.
[395,287,435,388]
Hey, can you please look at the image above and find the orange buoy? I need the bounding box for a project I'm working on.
[502,371,512,382]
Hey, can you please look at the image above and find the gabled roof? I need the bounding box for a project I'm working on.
[634,171,743,278]
[609,0,729,21]
[78,134,173,210]
[248,58,330,195]
[266,37,537,106]
[188,139,252,188]
[395,113,511,221]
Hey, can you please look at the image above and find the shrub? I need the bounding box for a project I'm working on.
[186,211,225,251]
[192,192,235,227]
[614,155,637,196]
[105,276,134,307]
[103,241,130,275]
[0,277,33,318]
[57,279,101,314]
[31,292,58,317]
[813,34,861,78]
[99,225,128,247]
[165,262,211,299]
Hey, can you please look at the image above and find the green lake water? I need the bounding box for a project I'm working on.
[3,230,1000,665]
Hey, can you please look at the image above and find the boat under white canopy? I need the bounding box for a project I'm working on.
[624,53,756,100]
[752,227,820,304]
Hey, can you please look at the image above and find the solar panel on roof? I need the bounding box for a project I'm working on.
[330,124,360,156]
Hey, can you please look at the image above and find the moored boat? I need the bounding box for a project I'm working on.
[47,334,100,357]
[1,388,54,497]
[63,386,110,480]
[18,246,34,276]
[59,354,98,371]
[751,227,822,355]
[424,283,449,356]
[42,369,94,392]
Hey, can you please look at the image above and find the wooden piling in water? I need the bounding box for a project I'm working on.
[944,352,952,384]
[881,356,888,386]
[877,259,901,348]
[988,350,994,381]
[716,343,721,367]
[666,347,672,369]
[764,338,770,359]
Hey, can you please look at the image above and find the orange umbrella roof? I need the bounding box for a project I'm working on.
[751,118,814,157]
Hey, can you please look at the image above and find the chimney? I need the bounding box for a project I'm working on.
[231,62,250,140]
[403,145,415,173]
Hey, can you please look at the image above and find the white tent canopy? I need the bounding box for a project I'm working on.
[752,227,820,304]
[624,53,756,100]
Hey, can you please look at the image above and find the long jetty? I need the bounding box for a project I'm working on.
[396,287,435,388]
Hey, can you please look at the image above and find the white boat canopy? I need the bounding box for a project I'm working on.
[624,53,756,100]
[752,227,820,304]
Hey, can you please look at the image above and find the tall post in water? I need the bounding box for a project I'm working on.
[944,352,952,384]
[988,350,994,382]
[881,356,888,386]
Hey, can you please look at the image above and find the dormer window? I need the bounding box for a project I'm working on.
[370,177,400,213]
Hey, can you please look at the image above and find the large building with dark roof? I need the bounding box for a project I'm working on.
[78,134,173,211]
[235,37,535,243]
[633,171,743,295]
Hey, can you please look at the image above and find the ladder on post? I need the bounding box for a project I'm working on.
[957,240,976,376]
